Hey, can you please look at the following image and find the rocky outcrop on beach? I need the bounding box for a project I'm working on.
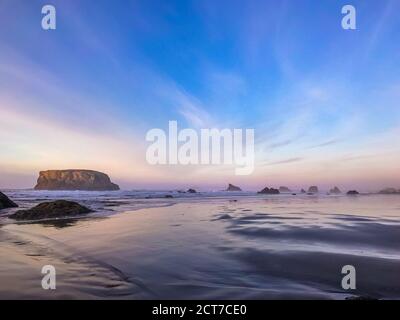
[347,190,360,195]
[329,186,341,194]
[379,188,400,194]
[279,186,291,193]
[308,186,319,194]
[258,187,280,194]
[0,192,18,210]
[187,188,197,193]
[226,184,242,191]
[301,189,306,194]
[9,200,93,221]
[34,170,120,191]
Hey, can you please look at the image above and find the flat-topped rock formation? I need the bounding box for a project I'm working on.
[258,187,280,194]
[279,186,291,193]
[0,192,18,210]
[226,184,242,191]
[34,170,120,191]
[329,186,341,194]
[9,200,93,221]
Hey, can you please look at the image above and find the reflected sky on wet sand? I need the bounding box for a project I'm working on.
[1,193,400,299]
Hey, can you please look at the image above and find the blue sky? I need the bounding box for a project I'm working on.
[1,0,400,190]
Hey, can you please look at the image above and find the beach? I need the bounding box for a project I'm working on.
[1,191,400,299]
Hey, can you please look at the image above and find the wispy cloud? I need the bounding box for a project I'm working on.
[267,139,294,150]
[174,90,214,128]
[263,157,304,166]
[307,139,340,149]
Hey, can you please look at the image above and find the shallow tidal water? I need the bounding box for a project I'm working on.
[1,191,400,299]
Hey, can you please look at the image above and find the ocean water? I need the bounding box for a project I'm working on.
[0,190,399,299]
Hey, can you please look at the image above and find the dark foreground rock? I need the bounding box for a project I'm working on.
[347,190,360,195]
[258,187,280,194]
[9,200,93,221]
[301,189,306,193]
[187,189,197,193]
[226,184,242,191]
[0,192,18,210]
[34,170,120,191]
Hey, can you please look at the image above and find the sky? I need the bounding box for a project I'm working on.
[0,0,399,191]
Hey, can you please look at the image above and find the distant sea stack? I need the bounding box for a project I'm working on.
[329,186,341,194]
[34,170,120,191]
[226,184,242,191]
[258,187,280,194]
[0,192,18,210]
[347,190,360,195]
[279,186,291,193]
[308,186,319,194]
[379,188,400,194]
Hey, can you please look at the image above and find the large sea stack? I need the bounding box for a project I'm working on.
[34,170,120,191]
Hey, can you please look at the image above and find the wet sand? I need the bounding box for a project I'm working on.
[1,193,400,299]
